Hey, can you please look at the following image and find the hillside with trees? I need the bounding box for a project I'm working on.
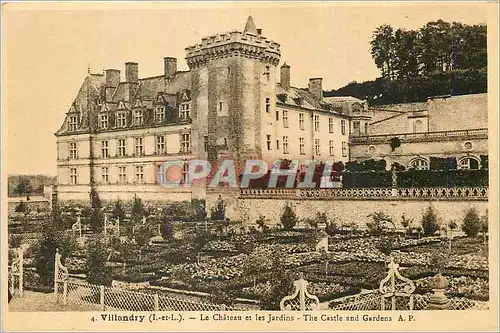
[8,175,56,197]
[324,20,487,105]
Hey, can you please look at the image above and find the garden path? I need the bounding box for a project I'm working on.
[8,291,94,312]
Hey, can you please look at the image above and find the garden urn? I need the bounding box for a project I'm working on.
[426,273,451,310]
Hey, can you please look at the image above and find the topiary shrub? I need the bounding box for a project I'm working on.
[389,137,401,151]
[421,206,438,236]
[280,204,297,231]
[462,207,481,237]
[85,237,113,286]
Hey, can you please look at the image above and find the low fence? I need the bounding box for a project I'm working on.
[53,250,242,311]
[281,258,489,311]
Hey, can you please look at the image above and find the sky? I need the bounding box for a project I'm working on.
[2,2,490,175]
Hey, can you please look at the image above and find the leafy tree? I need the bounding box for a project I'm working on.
[210,196,225,221]
[462,207,481,237]
[280,204,297,230]
[133,224,152,260]
[85,237,113,286]
[421,206,439,236]
[14,178,33,197]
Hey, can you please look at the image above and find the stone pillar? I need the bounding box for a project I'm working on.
[426,273,451,310]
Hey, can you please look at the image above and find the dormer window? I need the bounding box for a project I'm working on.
[156,106,165,123]
[179,103,190,119]
[100,114,108,129]
[134,110,143,125]
[68,116,78,131]
[117,112,126,128]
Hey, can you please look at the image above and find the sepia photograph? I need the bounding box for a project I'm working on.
[2,1,498,331]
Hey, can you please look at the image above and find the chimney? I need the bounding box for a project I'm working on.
[125,62,138,83]
[105,69,120,102]
[164,57,177,80]
[280,63,290,90]
[308,78,323,100]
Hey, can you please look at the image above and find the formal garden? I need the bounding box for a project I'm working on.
[8,193,489,310]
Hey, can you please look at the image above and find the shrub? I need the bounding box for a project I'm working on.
[89,209,104,233]
[325,222,340,236]
[421,206,438,236]
[85,237,113,286]
[34,225,76,287]
[389,137,401,151]
[112,200,126,222]
[429,252,449,273]
[15,201,27,213]
[280,205,297,231]
[366,212,394,235]
[462,207,481,237]
[256,215,269,232]
[160,217,173,239]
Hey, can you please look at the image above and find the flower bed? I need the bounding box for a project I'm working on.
[415,276,489,301]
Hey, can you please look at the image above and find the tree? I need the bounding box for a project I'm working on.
[15,201,27,213]
[243,248,272,289]
[462,207,481,237]
[89,209,104,234]
[14,178,33,197]
[90,188,101,210]
[34,223,76,286]
[85,237,113,286]
[112,200,126,222]
[370,24,396,80]
[421,206,438,236]
[280,204,297,230]
[400,214,413,238]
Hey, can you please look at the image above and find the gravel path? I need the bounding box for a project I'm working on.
[9,291,95,312]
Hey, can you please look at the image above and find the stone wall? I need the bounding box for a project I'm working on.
[428,94,487,131]
[207,191,488,229]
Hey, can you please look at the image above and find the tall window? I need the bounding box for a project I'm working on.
[364,123,369,135]
[69,142,78,159]
[413,119,424,133]
[135,166,144,184]
[181,133,191,153]
[314,115,320,132]
[134,110,143,125]
[283,110,289,128]
[299,137,305,155]
[135,137,144,156]
[329,140,334,156]
[101,140,108,158]
[204,136,208,152]
[118,138,126,157]
[68,116,78,131]
[276,140,280,150]
[218,101,224,113]
[182,162,189,184]
[265,97,271,113]
[100,114,108,129]
[299,113,304,130]
[118,166,127,183]
[276,110,279,121]
[283,136,289,154]
[329,118,334,133]
[410,158,429,170]
[101,167,109,183]
[156,135,165,154]
[314,139,320,155]
[266,135,271,150]
[342,141,347,157]
[117,112,126,127]
[69,168,77,185]
[180,103,190,119]
[353,121,360,136]
[341,120,346,135]
[265,65,270,81]
[156,106,165,122]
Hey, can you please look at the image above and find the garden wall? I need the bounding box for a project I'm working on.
[210,193,488,229]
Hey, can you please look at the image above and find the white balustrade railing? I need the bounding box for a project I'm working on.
[239,187,488,200]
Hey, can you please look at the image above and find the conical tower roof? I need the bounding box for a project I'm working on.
[244,16,258,34]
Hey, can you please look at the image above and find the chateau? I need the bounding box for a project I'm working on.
[55,16,488,203]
